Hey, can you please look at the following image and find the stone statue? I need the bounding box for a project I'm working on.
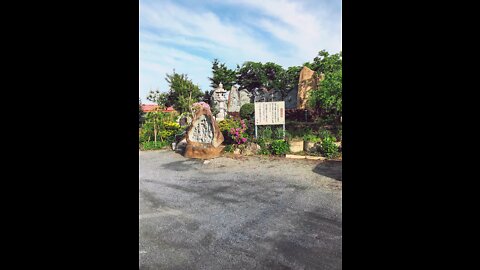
[211,82,228,120]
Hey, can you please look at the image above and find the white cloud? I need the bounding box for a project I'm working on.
[139,0,341,103]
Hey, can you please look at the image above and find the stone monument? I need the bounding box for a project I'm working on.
[184,105,224,159]
[239,88,253,105]
[211,83,228,120]
[227,85,241,113]
[297,66,318,109]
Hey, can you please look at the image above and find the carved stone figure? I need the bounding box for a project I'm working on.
[183,106,224,159]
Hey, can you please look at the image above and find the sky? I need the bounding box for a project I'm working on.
[140,0,342,104]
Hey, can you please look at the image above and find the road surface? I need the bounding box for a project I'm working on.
[139,150,342,269]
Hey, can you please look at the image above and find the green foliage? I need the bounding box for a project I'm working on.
[202,90,212,104]
[309,70,342,115]
[165,71,203,113]
[319,135,339,158]
[318,129,335,141]
[307,50,342,118]
[158,121,181,141]
[140,140,170,151]
[147,89,169,108]
[255,126,288,155]
[308,50,342,74]
[240,103,254,120]
[139,99,144,125]
[218,118,242,144]
[258,147,271,155]
[209,59,237,91]
[140,112,182,145]
[258,126,273,142]
[224,144,234,153]
[236,62,300,99]
[336,126,342,142]
[244,118,255,137]
[139,121,154,143]
[316,130,339,158]
[270,140,290,155]
[236,62,266,91]
[303,134,320,143]
[272,127,287,140]
[218,118,238,132]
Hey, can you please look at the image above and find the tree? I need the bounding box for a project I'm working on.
[202,90,212,104]
[236,61,266,93]
[143,108,165,146]
[165,71,203,113]
[236,62,300,100]
[307,50,342,74]
[309,69,342,115]
[146,89,169,108]
[307,50,342,122]
[208,59,237,91]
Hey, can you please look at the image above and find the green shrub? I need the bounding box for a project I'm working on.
[140,141,170,150]
[218,118,238,132]
[258,146,271,155]
[140,113,182,144]
[303,134,321,143]
[258,126,273,142]
[224,144,234,153]
[318,129,335,141]
[273,127,287,140]
[139,122,154,143]
[271,140,289,155]
[240,103,255,120]
[319,135,339,158]
[218,118,249,145]
[336,126,342,141]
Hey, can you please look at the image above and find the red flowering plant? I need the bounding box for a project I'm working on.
[229,119,248,147]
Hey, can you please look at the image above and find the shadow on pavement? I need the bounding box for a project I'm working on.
[312,160,342,181]
[160,159,203,171]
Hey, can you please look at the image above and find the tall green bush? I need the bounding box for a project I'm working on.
[318,132,339,158]
[240,103,255,120]
[270,140,289,155]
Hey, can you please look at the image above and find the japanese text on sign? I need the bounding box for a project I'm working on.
[254,101,285,125]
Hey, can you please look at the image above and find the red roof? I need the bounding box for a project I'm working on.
[141,104,159,112]
[141,105,176,113]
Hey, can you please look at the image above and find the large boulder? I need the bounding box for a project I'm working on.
[184,106,224,159]
[227,86,241,113]
[297,66,318,109]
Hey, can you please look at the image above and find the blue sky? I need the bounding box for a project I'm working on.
[140,0,342,104]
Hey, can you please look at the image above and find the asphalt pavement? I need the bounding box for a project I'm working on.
[139,150,342,270]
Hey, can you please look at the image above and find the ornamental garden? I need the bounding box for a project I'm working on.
[139,50,342,159]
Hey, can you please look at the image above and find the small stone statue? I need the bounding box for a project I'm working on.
[211,82,228,120]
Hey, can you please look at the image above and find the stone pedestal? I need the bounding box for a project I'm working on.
[184,143,225,159]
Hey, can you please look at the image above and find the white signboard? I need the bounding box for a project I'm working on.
[254,101,285,125]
